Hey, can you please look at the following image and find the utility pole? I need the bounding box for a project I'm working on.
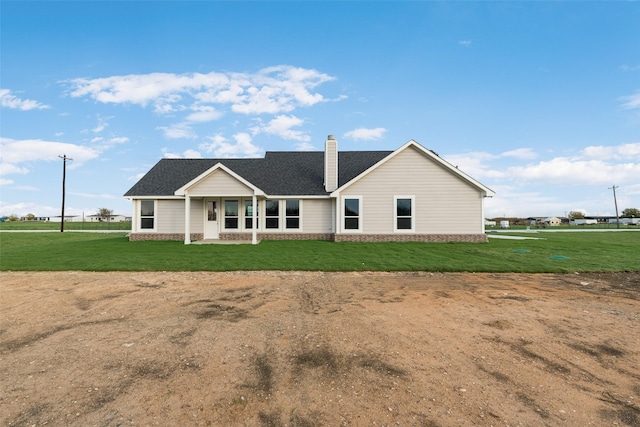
[59,154,73,232]
[609,185,620,229]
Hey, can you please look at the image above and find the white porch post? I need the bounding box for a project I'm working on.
[335,195,341,234]
[132,199,138,232]
[252,194,257,244]
[184,193,191,245]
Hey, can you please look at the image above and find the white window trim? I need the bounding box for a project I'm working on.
[139,199,157,232]
[243,199,259,231]
[285,199,303,231]
[394,195,415,233]
[264,199,281,231]
[341,196,362,233]
[222,199,240,231]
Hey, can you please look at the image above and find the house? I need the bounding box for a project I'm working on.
[571,218,598,226]
[124,136,495,244]
[85,214,129,222]
[531,217,561,227]
[48,215,81,223]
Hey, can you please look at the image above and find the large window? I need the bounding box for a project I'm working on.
[244,200,258,229]
[140,200,155,230]
[265,199,279,229]
[395,196,414,231]
[286,200,300,229]
[344,197,361,231]
[224,200,239,229]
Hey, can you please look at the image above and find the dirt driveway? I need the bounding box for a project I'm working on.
[1,271,638,426]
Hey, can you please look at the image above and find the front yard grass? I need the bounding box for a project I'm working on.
[1,231,638,272]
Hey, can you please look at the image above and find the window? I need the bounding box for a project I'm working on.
[140,200,155,230]
[265,199,279,229]
[286,200,300,229]
[224,200,239,229]
[244,200,258,229]
[207,201,217,221]
[395,196,414,231]
[344,197,361,231]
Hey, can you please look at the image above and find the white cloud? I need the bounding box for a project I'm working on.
[69,191,118,199]
[581,142,640,160]
[92,116,110,133]
[157,123,196,139]
[0,178,14,186]
[185,106,223,123]
[459,40,472,47]
[254,115,311,142]
[501,148,537,160]
[443,151,504,179]
[506,157,640,185]
[0,163,30,176]
[162,148,203,159]
[0,201,59,217]
[296,142,316,151]
[67,66,338,116]
[620,90,640,110]
[0,138,100,174]
[0,88,50,110]
[127,172,146,182]
[109,136,129,144]
[619,65,640,72]
[198,133,262,158]
[343,127,387,141]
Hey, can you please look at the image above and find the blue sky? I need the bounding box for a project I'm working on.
[1,1,639,219]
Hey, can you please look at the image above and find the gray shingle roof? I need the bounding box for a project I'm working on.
[123,151,393,197]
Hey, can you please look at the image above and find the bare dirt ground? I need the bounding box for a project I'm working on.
[1,271,638,427]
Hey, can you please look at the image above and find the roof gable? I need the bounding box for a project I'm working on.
[330,140,495,197]
[174,163,264,196]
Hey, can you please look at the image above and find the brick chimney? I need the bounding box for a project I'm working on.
[324,135,338,192]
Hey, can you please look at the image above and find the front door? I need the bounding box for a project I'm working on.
[204,199,219,239]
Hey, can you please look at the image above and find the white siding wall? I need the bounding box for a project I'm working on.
[155,199,204,234]
[301,199,334,233]
[157,200,185,233]
[188,169,252,196]
[190,199,204,233]
[341,146,483,234]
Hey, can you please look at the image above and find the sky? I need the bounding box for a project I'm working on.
[1,1,639,219]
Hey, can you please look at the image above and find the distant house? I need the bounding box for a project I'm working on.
[571,218,598,226]
[48,215,81,223]
[542,217,561,227]
[529,217,561,227]
[85,214,129,222]
[124,137,495,244]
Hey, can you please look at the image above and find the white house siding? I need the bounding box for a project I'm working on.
[300,199,334,233]
[157,199,186,233]
[340,146,483,234]
[188,169,253,196]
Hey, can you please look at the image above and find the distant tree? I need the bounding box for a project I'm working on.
[97,207,113,222]
[621,208,640,218]
[7,214,19,222]
[568,211,585,220]
[25,213,36,221]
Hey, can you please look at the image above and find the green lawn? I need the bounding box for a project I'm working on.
[1,231,638,272]
[0,221,131,231]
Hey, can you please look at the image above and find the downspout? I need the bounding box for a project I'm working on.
[184,193,191,245]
